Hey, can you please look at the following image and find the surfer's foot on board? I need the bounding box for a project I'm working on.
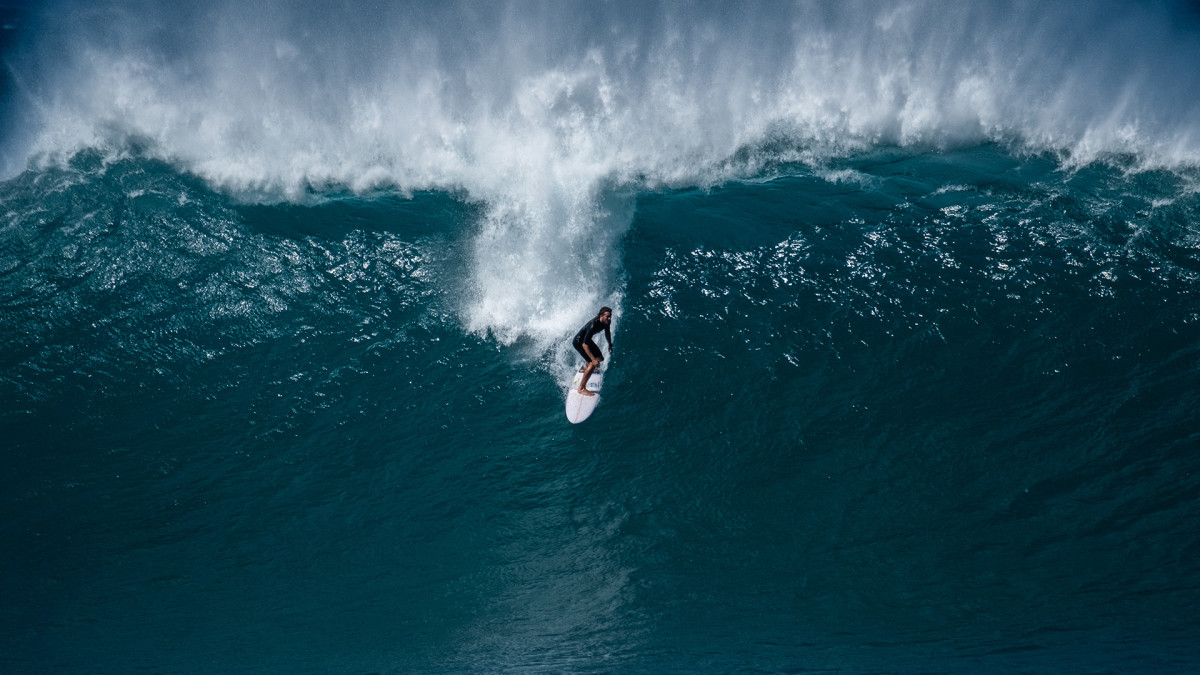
[577,388,596,397]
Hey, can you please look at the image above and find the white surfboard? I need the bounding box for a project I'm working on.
[565,369,603,423]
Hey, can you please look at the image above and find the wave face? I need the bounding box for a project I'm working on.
[4,146,1200,675]
[3,2,1200,673]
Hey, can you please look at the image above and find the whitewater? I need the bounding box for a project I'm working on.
[6,0,1200,345]
[2,1,1200,672]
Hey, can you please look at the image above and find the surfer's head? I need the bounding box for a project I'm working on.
[597,306,613,322]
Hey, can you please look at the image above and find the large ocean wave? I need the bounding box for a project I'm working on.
[4,6,1200,667]
[4,0,1200,346]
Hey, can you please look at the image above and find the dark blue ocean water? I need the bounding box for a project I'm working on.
[3,2,1200,672]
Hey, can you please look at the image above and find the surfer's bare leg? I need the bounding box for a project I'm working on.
[578,346,599,396]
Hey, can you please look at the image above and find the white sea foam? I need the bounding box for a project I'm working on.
[6,0,1200,343]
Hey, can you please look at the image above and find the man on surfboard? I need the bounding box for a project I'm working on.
[572,306,613,396]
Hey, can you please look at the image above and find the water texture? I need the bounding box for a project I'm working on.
[2,1,1200,672]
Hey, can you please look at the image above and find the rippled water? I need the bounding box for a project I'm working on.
[4,1,1200,671]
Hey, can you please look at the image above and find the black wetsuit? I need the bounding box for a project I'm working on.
[572,318,609,363]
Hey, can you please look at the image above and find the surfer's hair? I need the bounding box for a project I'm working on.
[597,306,613,319]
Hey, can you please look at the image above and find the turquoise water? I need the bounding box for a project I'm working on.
[3,2,1200,672]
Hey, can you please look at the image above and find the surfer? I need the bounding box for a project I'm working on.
[572,306,613,397]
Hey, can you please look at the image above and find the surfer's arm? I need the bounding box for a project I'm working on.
[604,326,612,352]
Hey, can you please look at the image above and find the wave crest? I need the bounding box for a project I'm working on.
[7,0,1200,342]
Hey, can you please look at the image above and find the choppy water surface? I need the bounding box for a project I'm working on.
[3,1,1200,672]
